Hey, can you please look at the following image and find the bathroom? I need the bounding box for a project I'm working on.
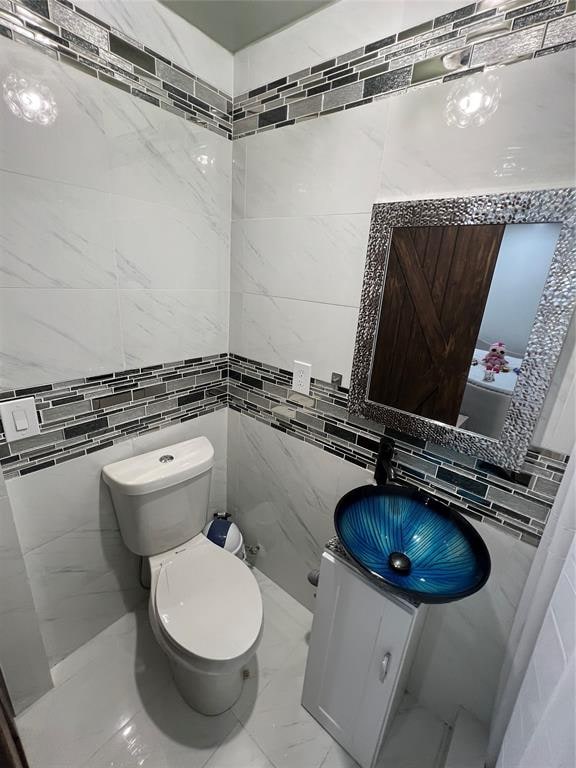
[0,0,574,766]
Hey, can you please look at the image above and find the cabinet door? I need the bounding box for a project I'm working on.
[302,552,417,768]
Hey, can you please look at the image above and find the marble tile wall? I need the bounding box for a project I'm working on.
[227,408,366,610]
[0,471,52,712]
[0,0,573,711]
[72,0,233,94]
[0,0,233,138]
[0,33,231,392]
[8,439,144,668]
[3,0,573,143]
[228,354,567,543]
[6,408,228,667]
[230,49,575,430]
[233,0,576,138]
[234,0,466,96]
[226,40,574,733]
[0,1,233,681]
[497,476,576,767]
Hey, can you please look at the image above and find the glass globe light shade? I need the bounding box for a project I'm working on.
[445,74,501,128]
[3,73,58,126]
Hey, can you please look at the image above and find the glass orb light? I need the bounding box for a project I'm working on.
[3,73,58,126]
[445,74,501,128]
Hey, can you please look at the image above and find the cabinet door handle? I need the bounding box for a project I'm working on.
[379,652,391,682]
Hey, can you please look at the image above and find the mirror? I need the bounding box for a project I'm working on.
[368,222,561,438]
[349,189,576,470]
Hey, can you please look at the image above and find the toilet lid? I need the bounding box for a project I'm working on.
[155,542,262,661]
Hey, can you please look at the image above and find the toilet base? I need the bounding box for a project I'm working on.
[169,657,244,716]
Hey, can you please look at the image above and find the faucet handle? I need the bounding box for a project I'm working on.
[374,436,396,485]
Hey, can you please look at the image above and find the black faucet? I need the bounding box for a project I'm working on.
[374,436,396,486]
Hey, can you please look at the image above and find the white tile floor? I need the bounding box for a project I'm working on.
[17,569,449,768]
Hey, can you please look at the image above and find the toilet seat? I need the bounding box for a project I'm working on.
[154,540,263,664]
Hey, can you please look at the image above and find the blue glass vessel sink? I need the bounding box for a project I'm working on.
[334,485,490,604]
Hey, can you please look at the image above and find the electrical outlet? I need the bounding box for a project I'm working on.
[292,360,312,395]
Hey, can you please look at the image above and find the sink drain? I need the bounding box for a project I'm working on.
[388,552,412,575]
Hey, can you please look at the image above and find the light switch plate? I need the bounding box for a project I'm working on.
[292,360,312,395]
[0,397,41,443]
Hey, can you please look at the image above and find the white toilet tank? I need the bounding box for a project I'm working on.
[102,436,214,556]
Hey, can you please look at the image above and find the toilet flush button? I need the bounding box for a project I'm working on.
[0,397,41,442]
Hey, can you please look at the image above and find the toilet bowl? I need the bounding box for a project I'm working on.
[148,533,262,715]
[102,436,263,715]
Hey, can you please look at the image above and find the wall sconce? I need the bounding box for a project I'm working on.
[445,73,501,128]
[2,73,58,126]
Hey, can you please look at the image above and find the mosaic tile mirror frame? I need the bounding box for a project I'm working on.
[349,188,576,470]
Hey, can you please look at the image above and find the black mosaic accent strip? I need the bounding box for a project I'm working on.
[233,0,576,138]
[434,4,477,28]
[511,2,567,30]
[1,0,232,140]
[534,37,576,53]
[0,354,229,478]
[18,0,49,17]
[506,0,560,20]
[227,354,568,546]
[109,34,155,72]
[363,65,412,97]
[365,35,397,54]
[452,8,498,29]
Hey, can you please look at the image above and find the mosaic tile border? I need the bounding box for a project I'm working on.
[0,351,568,543]
[233,0,576,138]
[0,0,233,139]
[1,0,573,141]
[0,354,228,478]
[227,354,568,546]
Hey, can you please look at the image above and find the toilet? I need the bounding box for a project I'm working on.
[102,436,263,716]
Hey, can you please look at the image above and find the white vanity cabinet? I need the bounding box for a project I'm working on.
[302,550,425,768]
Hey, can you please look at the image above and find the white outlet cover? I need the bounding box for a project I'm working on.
[292,360,312,395]
[0,397,41,442]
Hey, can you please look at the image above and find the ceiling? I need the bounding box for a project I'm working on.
[160,0,335,53]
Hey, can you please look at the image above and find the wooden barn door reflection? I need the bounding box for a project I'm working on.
[369,224,505,426]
